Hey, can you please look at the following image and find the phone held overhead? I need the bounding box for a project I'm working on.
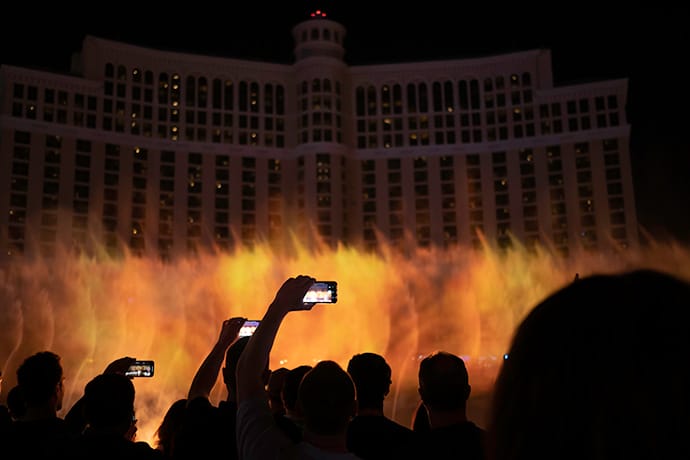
[240,282,338,338]
[303,281,337,304]
[239,320,260,337]
[125,360,155,378]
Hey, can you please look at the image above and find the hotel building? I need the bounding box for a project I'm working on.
[0,12,637,262]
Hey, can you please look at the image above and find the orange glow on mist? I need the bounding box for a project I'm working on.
[1,237,689,444]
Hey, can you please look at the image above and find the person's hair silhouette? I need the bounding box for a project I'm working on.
[418,351,470,413]
[154,398,186,457]
[16,351,65,415]
[487,269,690,460]
[347,352,392,410]
[70,373,162,459]
[82,373,136,435]
[298,360,356,436]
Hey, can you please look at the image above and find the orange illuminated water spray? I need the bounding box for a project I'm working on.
[1,237,689,444]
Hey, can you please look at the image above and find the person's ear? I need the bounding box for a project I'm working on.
[52,379,65,411]
[55,378,64,397]
[384,379,392,396]
[418,386,426,403]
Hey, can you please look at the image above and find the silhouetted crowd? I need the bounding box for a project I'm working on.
[2,269,690,459]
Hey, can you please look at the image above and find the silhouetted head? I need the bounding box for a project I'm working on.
[298,360,356,436]
[223,336,269,398]
[347,352,392,410]
[487,269,690,460]
[154,398,187,453]
[283,365,313,413]
[16,351,64,411]
[83,373,135,435]
[7,385,26,420]
[267,367,289,415]
[418,351,470,413]
[223,336,250,390]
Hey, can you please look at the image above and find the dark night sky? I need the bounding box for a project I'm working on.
[2,3,688,243]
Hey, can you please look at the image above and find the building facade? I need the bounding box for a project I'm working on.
[0,13,637,262]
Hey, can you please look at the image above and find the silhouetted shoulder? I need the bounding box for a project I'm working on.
[347,415,415,459]
[4,418,78,458]
[409,421,485,460]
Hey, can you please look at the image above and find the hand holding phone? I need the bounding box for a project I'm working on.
[303,281,338,304]
[125,360,155,378]
[239,320,260,337]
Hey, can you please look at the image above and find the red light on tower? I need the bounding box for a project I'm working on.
[310,9,327,18]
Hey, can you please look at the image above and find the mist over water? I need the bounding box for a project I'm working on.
[2,236,689,444]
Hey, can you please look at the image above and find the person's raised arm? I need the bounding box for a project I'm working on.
[187,317,246,402]
[236,275,315,402]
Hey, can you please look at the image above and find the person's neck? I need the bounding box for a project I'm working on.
[22,406,57,421]
[428,409,468,428]
[302,430,349,453]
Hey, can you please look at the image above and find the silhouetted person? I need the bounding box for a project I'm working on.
[1,351,77,458]
[487,269,690,460]
[267,366,289,416]
[7,384,26,421]
[153,398,186,458]
[64,356,137,435]
[274,364,312,443]
[173,317,265,460]
[411,351,486,460]
[346,352,415,459]
[70,372,162,459]
[236,275,362,459]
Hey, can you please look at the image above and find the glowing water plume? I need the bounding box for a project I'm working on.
[1,237,689,444]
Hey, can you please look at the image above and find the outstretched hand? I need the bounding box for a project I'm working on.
[271,275,316,312]
[103,356,137,376]
[218,317,247,348]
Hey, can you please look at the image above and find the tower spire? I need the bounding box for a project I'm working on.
[292,8,346,62]
[309,9,328,18]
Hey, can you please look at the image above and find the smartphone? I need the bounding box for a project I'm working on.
[303,281,338,304]
[239,320,260,337]
[125,360,155,378]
